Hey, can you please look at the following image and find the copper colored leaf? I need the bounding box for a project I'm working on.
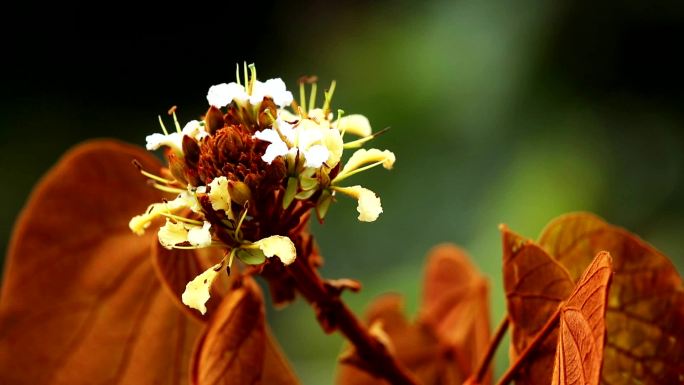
[552,252,613,385]
[501,226,575,385]
[191,278,271,385]
[539,213,684,385]
[419,244,491,384]
[153,244,231,322]
[0,140,203,385]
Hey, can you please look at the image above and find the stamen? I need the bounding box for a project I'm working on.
[133,160,177,184]
[322,80,337,116]
[158,115,169,135]
[266,110,294,148]
[234,202,250,242]
[172,241,226,250]
[152,183,186,194]
[160,212,204,225]
[226,248,236,275]
[248,63,257,95]
[168,106,181,133]
[343,127,390,149]
[235,63,241,86]
[308,82,318,112]
[299,80,307,116]
[337,109,346,137]
[243,62,249,94]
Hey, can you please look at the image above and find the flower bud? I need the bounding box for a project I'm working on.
[228,180,252,205]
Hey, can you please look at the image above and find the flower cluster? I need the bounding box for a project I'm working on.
[129,64,395,314]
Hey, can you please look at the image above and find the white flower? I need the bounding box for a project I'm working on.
[249,78,294,107]
[253,235,297,265]
[207,83,248,108]
[334,185,383,222]
[187,221,212,247]
[145,132,182,152]
[182,263,222,314]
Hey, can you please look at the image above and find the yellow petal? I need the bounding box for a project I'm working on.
[335,114,372,137]
[208,176,231,215]
[129,203,165,235]
[254,235,297,265]
[336,149,396,183]
[334,185,383,222]
[323,128,343,168]
[158,219,189,249]
[181,263,221,315]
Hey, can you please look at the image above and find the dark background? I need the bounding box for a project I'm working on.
[3,1,683,383]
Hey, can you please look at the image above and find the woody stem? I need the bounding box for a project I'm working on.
[287,252,420,385]
[495,306,561,385]
[472,314,510,384]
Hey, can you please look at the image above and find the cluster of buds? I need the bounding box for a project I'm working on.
[129,64,395,314]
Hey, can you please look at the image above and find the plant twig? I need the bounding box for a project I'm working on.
[287,250,419,385]
[495,306,561,385]
[472,315,510,384]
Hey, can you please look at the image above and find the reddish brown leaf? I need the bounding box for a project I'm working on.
[190,279,268,385]
[552,251,613,385]
[501,226,575,385]
[539,213,684,385]
[0,140,203,385]
[337,244,491,385]
[261,328,302,385]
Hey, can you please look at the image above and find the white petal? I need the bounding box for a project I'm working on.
[297,124,324,150]
[187,221,212,247]
[335,114,372,137]
[250,78,293,107]
[303,144,329,168]
[334,185,383,222]
[253,128,282,144]
[207,83,247,108]
[262,142,290,164]
[145,132,182,152]
[254,235,297,265]
[181,120,209,141]
[275,118,295,143]
[181,263,221,315]
[208,176,231,213]
[158,219,189,249]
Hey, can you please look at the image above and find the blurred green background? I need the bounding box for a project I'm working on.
[3,1,683,383]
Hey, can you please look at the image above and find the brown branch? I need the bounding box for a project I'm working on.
[287,253,420,385]
[495,306,561,385]
[471,315,510,384]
